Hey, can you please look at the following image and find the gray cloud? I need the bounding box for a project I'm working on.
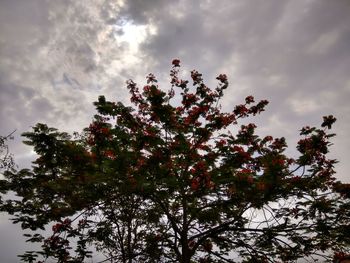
[0,0,134,134]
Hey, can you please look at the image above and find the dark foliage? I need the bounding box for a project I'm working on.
[1,61,349,263]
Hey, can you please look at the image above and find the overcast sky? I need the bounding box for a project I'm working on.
[1,0,350,262]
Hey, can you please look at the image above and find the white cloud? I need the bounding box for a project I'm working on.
[307,30,340,54]
[288,97,320,115]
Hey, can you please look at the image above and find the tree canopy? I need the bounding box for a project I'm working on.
[1,60,349,263]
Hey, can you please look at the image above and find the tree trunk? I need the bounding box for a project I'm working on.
[181,253,191,263]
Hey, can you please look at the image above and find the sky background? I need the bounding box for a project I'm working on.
[1,0,350,262]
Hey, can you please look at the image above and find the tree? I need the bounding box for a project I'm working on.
[1,60,349,263]
[0,130,16,173]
